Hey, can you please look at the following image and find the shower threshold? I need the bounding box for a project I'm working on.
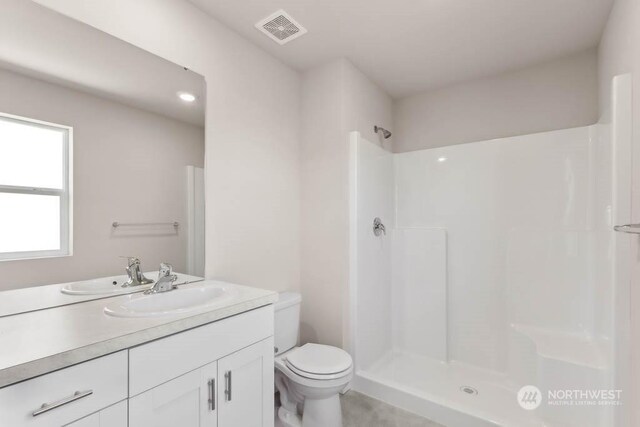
[352,352,543,427]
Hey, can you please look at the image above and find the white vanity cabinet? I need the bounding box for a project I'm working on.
[0,304,275,427]
[65,401,128,427]
[129,338,273,427]
[0,351,128,427]
[129,361,218,427]
[128,305,274,427]
[217,339,273,426]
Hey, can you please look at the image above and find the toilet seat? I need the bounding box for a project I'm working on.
[285,361,351,380]
[284,343,353,380]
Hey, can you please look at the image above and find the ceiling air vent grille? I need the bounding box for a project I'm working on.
[256,10,307,45]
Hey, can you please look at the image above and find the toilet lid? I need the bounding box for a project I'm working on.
[285,343,352,376]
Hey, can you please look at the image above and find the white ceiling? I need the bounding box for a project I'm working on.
[188,0,614,98]
[0,1,205,126]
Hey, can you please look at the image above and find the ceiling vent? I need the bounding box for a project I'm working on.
[255,10,307,45]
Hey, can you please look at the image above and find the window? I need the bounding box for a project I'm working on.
[0,113,72,261]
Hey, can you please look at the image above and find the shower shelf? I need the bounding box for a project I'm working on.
[510,323,607,369]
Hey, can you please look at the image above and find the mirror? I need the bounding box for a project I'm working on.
[0,2,205,315]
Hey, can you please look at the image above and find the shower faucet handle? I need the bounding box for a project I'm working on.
[373,217,386,236]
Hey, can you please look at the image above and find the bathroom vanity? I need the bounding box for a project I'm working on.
[0,281,277,427]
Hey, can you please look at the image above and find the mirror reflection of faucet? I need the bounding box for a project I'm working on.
[121,257,154,288]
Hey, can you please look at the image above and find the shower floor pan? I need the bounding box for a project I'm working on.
[353,352,543,427]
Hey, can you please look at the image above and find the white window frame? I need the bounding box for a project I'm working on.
[0,112,73,261]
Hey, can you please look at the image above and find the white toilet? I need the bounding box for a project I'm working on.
[274,292,353,427]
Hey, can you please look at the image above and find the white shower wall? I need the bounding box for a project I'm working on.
[350,76,630,427]
[350,134,395,371]
[392,228,447,362]
[394,126,603,372]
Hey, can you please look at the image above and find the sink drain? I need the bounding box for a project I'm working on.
[460,386,478,395]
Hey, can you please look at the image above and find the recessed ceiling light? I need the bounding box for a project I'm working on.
[177,92,196,103]
[438,157,447,162]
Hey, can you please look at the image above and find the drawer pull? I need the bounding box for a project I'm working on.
[208,379,216,411]
[32,390,93,417]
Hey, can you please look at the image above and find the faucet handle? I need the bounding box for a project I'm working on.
[144,272,178,294]
[120,256,141,267]
[158,262,173,279]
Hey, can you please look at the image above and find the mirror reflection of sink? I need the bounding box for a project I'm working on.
[61,275,144,295]
[60,273,199,296]
[103,283,236,318]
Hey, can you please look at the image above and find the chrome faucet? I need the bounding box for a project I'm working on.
[144,263,178,294]
[121,257,154,288]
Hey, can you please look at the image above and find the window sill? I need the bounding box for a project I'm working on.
[0,251,72,263]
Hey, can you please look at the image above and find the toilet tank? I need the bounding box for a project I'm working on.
[274,292,302,355]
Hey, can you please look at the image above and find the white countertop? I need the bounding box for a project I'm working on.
[0,280,277,388]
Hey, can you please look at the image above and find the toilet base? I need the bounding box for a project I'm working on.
[276,394,343,427]
[277,406,302,427]
[300,394,343,427]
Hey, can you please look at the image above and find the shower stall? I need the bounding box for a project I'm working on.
[348,75,632,427]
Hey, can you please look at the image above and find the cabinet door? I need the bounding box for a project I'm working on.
[65,401,127,427]
[217,338,274,427]
[129,361,217,427]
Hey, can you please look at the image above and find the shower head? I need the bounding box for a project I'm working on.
[374,125,392,139]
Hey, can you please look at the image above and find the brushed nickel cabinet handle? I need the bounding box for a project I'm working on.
[208,379,216,410]
[225,371,232,402]
[32,390,93,417]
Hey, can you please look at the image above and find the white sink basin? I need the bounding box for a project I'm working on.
[61,273,201,295]
[103,283,237,318]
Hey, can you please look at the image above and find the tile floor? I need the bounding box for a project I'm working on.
[341,391,446,427]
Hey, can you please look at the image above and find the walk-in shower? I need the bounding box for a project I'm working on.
[348,75,632,427]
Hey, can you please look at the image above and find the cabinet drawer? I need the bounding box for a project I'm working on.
[65,400,128,427]
[129,305,273,396]
[0,351,127,427]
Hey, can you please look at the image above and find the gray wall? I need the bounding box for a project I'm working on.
[0,67,204,290]
[394,49,599,152]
